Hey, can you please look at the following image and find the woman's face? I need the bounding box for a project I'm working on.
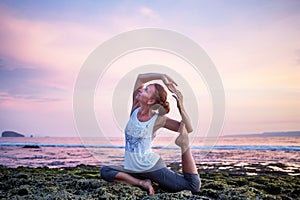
[136,84,156,105]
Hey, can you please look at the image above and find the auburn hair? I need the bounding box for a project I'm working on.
[150,83,170,116]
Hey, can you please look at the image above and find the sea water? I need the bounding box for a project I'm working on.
[0,136,299,168]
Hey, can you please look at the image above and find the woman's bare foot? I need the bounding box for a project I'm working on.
[175,122,190,152]
[139,179,154,195]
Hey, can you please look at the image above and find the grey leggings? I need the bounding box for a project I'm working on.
[100,166,201,194]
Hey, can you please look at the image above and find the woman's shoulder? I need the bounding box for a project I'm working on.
[154,115,181,133]
[154,115,168,128]
[153,115,170,133]
[130,105,140,116]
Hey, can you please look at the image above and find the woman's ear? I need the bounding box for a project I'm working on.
[147,98,156,105]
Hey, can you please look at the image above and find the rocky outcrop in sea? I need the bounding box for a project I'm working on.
[1,131,25,137]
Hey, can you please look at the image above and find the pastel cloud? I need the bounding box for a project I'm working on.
[138,6,160,20]
[0,6,99,72]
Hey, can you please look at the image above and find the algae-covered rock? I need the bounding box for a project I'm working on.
[0,163,299,199]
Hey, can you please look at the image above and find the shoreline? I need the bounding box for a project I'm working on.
[1,162,299,199]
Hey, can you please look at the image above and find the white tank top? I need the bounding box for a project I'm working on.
[124,108,160,172]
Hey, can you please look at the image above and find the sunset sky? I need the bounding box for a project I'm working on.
[0,0,299,137]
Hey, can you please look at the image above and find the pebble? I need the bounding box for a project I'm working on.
[18,188,28,196]
[14,174,28,179]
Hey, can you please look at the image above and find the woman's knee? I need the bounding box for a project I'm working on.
[100,166,118,182]
[190,176,201,194]
[100,166,109,181]
[183,173,201,194]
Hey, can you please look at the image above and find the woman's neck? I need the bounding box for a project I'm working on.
[138,106,153,121]
[139,106,149,115]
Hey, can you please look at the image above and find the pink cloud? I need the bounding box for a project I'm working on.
[0,5,107,73]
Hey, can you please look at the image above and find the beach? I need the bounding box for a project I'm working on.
[0,136,299,199]
[2,0,300,198]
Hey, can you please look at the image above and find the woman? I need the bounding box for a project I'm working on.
[100,73,200,195]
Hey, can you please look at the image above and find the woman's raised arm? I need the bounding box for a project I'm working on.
[133,73,177,92]
[131,73,177,113]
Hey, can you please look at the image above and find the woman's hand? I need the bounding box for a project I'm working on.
[172,89,193,133]
[161,74,177,93]
[172,89,184,114]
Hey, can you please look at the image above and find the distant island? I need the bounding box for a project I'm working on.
[224,131,300,137]
[2,131,25,137]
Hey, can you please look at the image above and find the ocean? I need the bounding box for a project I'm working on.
[0,136,299,169]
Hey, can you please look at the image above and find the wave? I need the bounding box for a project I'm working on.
[1,142,300,151]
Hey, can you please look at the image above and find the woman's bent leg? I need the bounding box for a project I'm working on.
[174,123,201,193]
[100,166,154,194]
[138,167,200,194]
[100,166,119,182]
[114,171,154,194]
[175,123,197,174]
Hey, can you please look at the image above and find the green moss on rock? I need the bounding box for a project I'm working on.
[0,163,299,200]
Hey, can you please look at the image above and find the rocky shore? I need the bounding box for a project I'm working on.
[0,162,299,199]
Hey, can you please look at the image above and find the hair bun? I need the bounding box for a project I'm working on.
[158,101,170,116]
[151,83,170,116]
